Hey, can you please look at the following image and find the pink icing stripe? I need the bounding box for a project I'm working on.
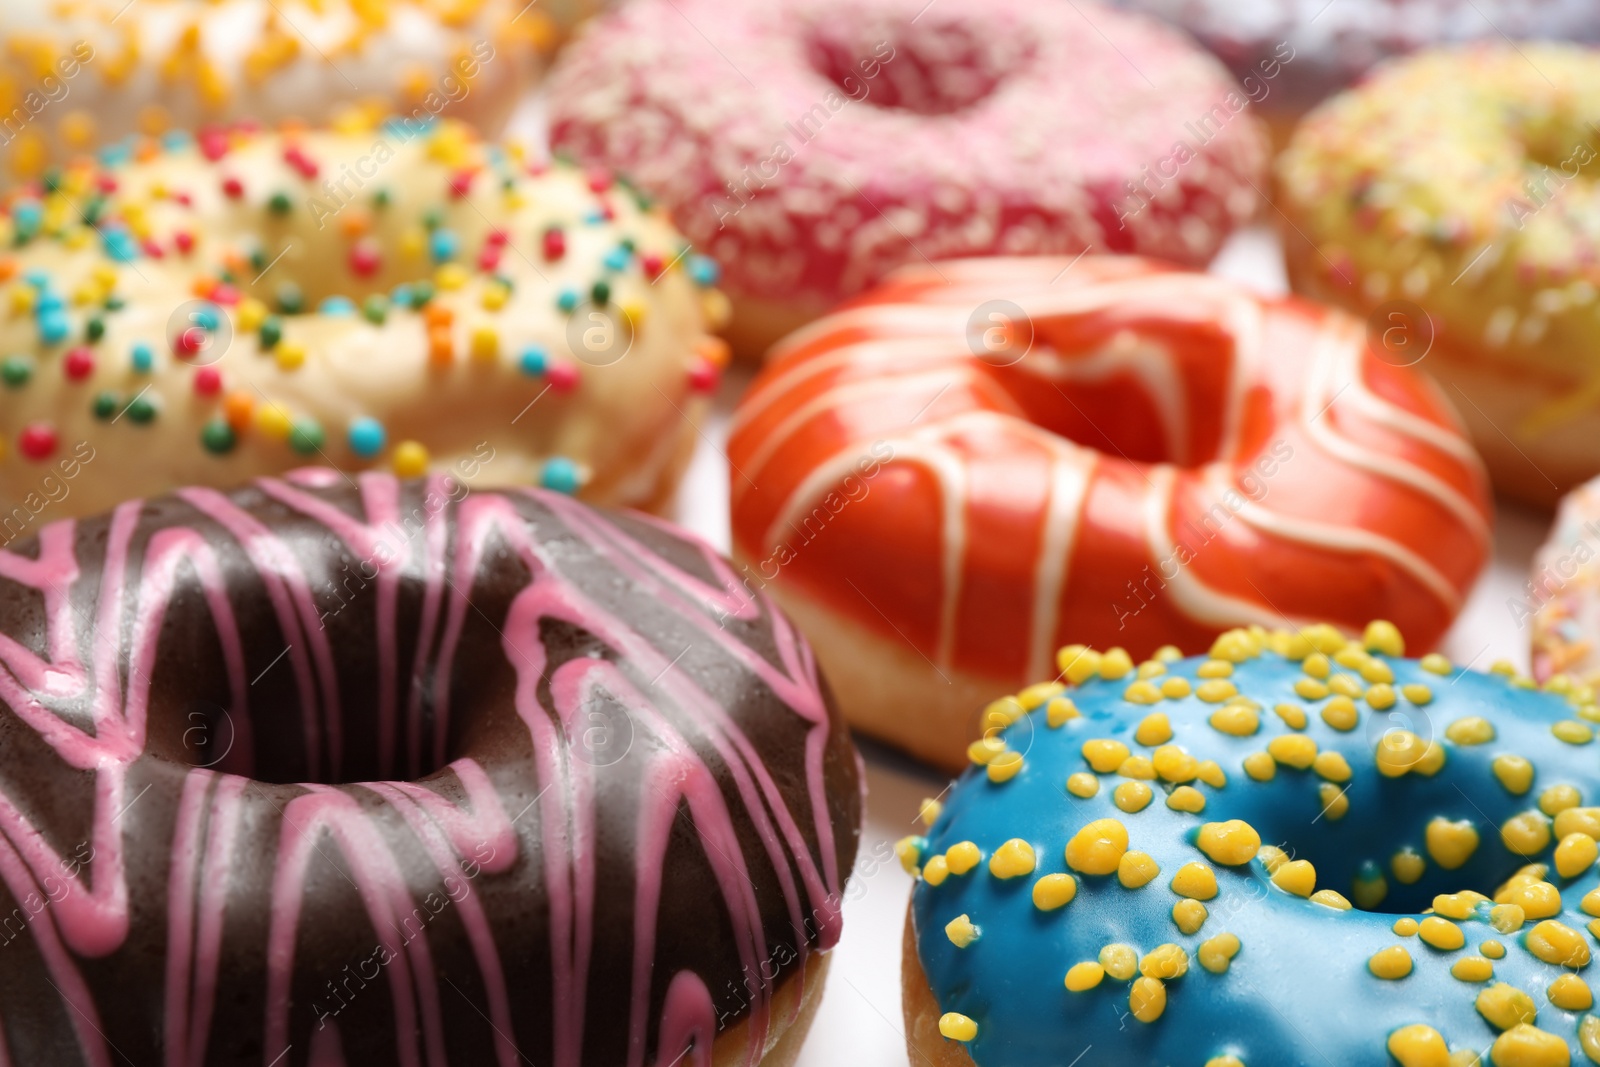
[652,972,715,1067]
[164,769,211,1067]
[0,520,83,699]
[308,1019,347,1067]
[187,775,247,1067]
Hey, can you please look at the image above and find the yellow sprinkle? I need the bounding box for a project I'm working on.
[1154,645,1183,662]
[1058,646,1102,685]
[1197,659,1235,679]
[1329,674,1364,699]
[1501,811,1553,856]
[1557,807,1600,839]
[1302,652,1332,679]
[967,737,1006,766]
[1118,851,1160,889]
[1363,620,1405,656]
[1475,983,1537,1031]
[1368,945,1414,979]
[1243,752,1277,781]
[1433,892,1487,920]
[1277,629,1314,660]
[1490,903,1527,933]
[1401,683,1434,705]
[1294,678,1329,700]
[981,696,1025,731]
[1319,782,1350,820]
[1311,889,1352,909]
[435,264,469,292]
[1159,676,1192,699]
[1392,850,1426,884]
[1273,703,1308,729]
[895,836,923,873]
[1209,704,1259,736]
[944,914,979,948]
[1375,730,1428,777]
[1320,695,1360,731]
[1139,943,1188,980]
[1312,751,1352,782]
[1446,717,1495,745]
[236,298,267,333]
[1419,916,1465,951]
[986,751,1024,783]
[918,798,943,826]
[1549,974,1593,1011]
[1483,939,1507,958]
[1414,741,1446,776]
[1556,832,1599,879]
[1123,680,1163,705]
[1420,653,1453,675]
[1152,745,1200,782]
[275,340,307,371]
[1196,760,1227,788]
[1491,660,1518,678]
[1197,820,1261,866]
[1099,943,1138,980]
[1196,679,1238,703]
[1171,861,1218,900]
[1066,819,1128,876]
[1173,898,1209,934]
[392,441,430,478]
[1585,1017,1600,1066]
[1064,961,1104,992]
[1019,682,1065,709]
[1118,756,1156,780]
[988,838,1036,879]
[1066,772,1099,798]
[1541,784,1582,815]
[1360,658,1396,684]
[1099,647,1134,679]
[1271,859,1316,897]
[1114,781,1153,813]
[1082,739,1130,773]
[1394,917,1419,936]
[1257,846,1289,874]
[937,1012,977,1042]
[256,403,293,440]
[1267,735,1317,770]
[1198,932,1240,974]
[1032,873,1077,911]
[1129,976,1166,1023]
[1134,712,1173,746]
[1425,818,1480,870]
[922,856,949,886]
[945,842,981,875]
[1209,629,1260,662]
[1138,660,1168,680]
[1046,697,1080,727]
[1386,1025,1446,1067]
[1451,957,1494,983]
[1554,720,1594,744]
[1492,755,1535,795]
[1527,919,1590,967]
[1167,786,1206,813]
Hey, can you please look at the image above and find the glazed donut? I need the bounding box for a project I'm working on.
[546,0,1269,359]
[902,623,1600,1067]
[0,0,574,178]
[727,256,1492,772]
[0,472,861,1065]
[1278,44,1600,508]
[1530,475,1600,686]
[0,116,729,525]
[1107,1,1600,143]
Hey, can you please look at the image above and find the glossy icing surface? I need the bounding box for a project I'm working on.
[548,0,1267,308]
[909,625,1600,1065]
[730,257,1491,689]
[0,472,861,1066]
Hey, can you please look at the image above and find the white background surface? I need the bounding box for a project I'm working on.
[661,224,1552,1066]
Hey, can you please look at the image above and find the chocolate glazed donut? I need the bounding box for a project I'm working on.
[0,472,862,1066]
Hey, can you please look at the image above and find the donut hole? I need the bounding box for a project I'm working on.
[802,14,1034,115]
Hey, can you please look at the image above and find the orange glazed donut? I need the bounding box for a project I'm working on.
[727,256,1493,770]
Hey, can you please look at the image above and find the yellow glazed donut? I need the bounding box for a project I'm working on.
[0,117,730,524]
[1279,45,1600,508]
[0,0,579,179]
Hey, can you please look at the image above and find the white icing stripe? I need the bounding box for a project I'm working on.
[1028,449,1096,681]
[1202,470,1463,613]
[1300,322,1491,542]
[1015,340,1192,465]
[1330,320,1483,463]
[1141,467,1288,628]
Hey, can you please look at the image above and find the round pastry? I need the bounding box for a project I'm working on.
[902,622,1600,1067]
[1529,474,1600,686]
[1107,1,1600,144]
[546,0,1270,359]
[728,255,1492,771]
[0,116,729,524]
[0,471,861,1065]
[0,0,586,178]
[1278,44,1600,508]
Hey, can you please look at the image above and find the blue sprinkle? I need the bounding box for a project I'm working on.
[97,140,134,167]
[391,284,413,307]
[101,227,140,263]
[539,457,581,495]
[131,341,154,373]
[160,130,192,151]
[602,246,630,272]
[318,296,357,317]
[429,229,459,263]
[34,291,64,315]
[348,416,386,458]
[556,288,579,313]
[11,199,42,233]
[519,346,548,376]
[687,254,721,287]
[38,310,69,345]
[192,303,222,331]
[23,270,48,290]
[583,209,607,225]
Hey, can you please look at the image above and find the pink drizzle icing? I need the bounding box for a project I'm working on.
[0,475,848,1066]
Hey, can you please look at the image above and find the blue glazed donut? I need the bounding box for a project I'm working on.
[902,623,1600,1067]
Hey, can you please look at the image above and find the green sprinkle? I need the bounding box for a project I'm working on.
[126,395,156,424]
[268,192,293,215]
[289,419,325,454]
[259,316,283,350]
[200,419,236,454]
[1,355,33,387]
[92,391,117,419]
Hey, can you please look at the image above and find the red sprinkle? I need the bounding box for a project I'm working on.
[141,238,165,259]
[449,169,476,198]
[96,174,118,195]
[586,168,613,193]
[547,363,580,392]
[283,145,319,180]
[174,231,195,254]
[477,246,501,272]
[173,191,193,208]
[687,357,720,394]
[542,228,566,261]
[63,348,94,381]
[198,129,231,162]
[641,253,664,280]
[350,242,382,277]
[174,327,206,358]
[193,366,222,396]
[18,423,56,461]
[487,228,509,247]
[221,176,244,199]
[210,284,240,306]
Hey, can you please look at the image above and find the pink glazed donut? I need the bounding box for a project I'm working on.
[547,0,1271,358]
